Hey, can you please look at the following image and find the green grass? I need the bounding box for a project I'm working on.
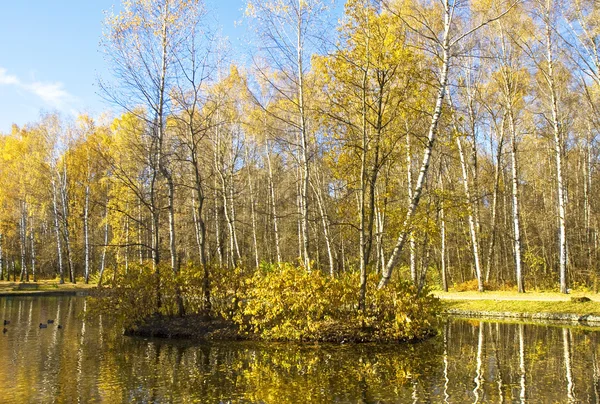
[0,280,96,294]
[444,299,600,316]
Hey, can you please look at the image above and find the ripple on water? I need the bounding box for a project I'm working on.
[0,296,599,403]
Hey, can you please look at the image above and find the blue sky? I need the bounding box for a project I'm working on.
[0,1,247,133]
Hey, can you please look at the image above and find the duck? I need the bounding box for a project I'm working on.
[2,328,7,334]
[3,320,9,326]
[47,320,54,324]
[39,323,47,329]
[57,325,62,329]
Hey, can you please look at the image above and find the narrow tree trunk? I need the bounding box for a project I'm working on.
[456,133,484,292]
[311,171,335,276]
[485,120,504,283]
[519,323,527,402]
[359,59,369,309]
[162,172,177,277]
[30,214,36,282]
[84,184,90,283]
[99,202,109,287]
[124,212,130,274]
[60,165,75,284]
[266,141,282,263]
[375,191,386,275]
[229,168,241,264]
[474,321,484,402]
[219,161,240,267]
[216,125,240,268]
[19,202,28,282]
[378,7,451,289]
[544,8,568,293]
[508,110,525,292]
[296,165,303,262]
[246,147,260,270]
[151,197,161,307]
[563,328,574,400]
[407,132,417,284]
[296,10,311,271]
[585,127,593,272]
[214,175,223,268]
[440,173,448,292]
[51,178,64,284]
[138,199,144,265]
[0,233,4,281]
[191,155,210,312]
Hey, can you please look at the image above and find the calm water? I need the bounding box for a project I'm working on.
[0,296,598,403]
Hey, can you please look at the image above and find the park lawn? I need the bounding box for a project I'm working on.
[435,290,600,302]
[0,279,96,294]
[442,296,600,316]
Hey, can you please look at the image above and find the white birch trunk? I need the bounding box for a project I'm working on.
[166,175,177,274]
[296,165,303,261]
[0,233,3,281]
[375,190,386,275]
[99,201,109,286]
[485,121,504,284]
[229,166,242,263]
[406,132,417,284]
[51,177,64,284]
[125,212,130,274]
[30,214,36,282]
[440,174,448,292]
[246,148,260,270]
[508,111,525,292]
[544,7,568,293]
[456,134,484,291]
[19,202,27,282]
[138,200,143,265]
[311,173,335,276]
[266,141,282,263]
[84,184,90,283]
[60,165,75,283]
[519,323,526,402]
[214,174,223,268]
[563,328,574,401]
[378,6,451,288]
[473,322,484,402]
[296,3,311,271]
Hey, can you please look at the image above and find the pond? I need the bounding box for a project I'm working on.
[0,296,597,403]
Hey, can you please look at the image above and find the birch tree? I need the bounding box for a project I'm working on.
[246,0,330,270]
[378,0,517,288]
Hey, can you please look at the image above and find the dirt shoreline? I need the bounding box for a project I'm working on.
[0,290,90,297]
[124,314,437,343]
[0,281,95,297]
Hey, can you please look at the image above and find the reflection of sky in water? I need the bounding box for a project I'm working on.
[0,296,596,403]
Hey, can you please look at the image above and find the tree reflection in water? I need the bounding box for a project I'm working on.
[1,296,600,402]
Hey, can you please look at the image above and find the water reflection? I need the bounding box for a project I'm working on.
[1,296,600,402]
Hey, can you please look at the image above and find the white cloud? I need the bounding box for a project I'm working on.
[25,81,72,106]
[0,67,75,108]
[0,68,19,85]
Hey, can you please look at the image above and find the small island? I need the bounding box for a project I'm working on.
[94,264,440,344]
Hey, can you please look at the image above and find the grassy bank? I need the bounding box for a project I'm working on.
[438,291,600,324]
[436,290,600,302]
[444,299,600,316]
[0,280,95,296]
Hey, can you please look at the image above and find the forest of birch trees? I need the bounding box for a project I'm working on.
[1,0,600,296]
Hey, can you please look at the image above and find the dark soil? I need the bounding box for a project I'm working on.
[124,315,250,341]
[124,314,436,343]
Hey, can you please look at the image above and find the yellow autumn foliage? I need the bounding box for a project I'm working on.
[90,262,441,343]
